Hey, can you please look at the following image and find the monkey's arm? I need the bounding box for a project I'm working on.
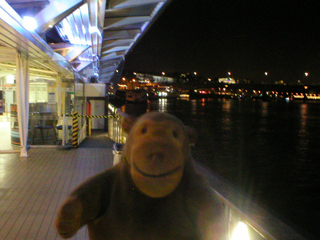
[56,167,117,238]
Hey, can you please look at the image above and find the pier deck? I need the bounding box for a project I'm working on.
[0,145,114,240]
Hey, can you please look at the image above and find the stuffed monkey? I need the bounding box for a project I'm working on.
[56,111,228,239]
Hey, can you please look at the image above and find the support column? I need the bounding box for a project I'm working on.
[57,74,62,117]
[16,51,30,157]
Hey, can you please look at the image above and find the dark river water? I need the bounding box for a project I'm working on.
[122,98,320,239]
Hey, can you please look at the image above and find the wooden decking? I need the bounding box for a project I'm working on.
[0,147,114,240]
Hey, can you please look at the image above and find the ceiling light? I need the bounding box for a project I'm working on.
[6,75,15,84]
[89,26,101,37]
[22,16,38,31]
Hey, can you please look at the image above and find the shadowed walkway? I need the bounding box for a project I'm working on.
[78,130,114,149]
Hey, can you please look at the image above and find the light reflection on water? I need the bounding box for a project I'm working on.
[144,98,320,239]
[158,98,167,112]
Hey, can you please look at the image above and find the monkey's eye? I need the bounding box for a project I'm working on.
[141,127,147,134]
[172,130,179,139]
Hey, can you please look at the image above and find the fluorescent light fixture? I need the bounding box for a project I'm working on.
[22,16,38,31]
[61,19,76,43]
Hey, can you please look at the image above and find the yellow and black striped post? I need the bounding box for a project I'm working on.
[72,111,78,148]
[88,117,92,136]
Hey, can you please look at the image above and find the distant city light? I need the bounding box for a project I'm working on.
[162,72,165,75]
[22,16,38,31]
[228,72,231,76]
[158,92,167,97]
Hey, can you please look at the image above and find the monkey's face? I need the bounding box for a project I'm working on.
[124,112,189,198]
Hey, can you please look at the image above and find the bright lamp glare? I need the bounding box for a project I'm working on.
[22,16,38,31]
[231,222,250,240]
[6,75,14,84]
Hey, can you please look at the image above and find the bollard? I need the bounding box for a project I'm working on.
[72,111,78,148]
[88,118,92,136]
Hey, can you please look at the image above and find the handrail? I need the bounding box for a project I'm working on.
[107,104,126,143]
[196,163,308,240]
[107,103,308,240]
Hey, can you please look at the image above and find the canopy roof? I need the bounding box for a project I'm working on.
[0,0,172,82]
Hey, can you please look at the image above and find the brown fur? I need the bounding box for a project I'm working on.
[56,112,228,239]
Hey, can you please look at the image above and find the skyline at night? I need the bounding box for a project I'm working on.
[124,0,320,85]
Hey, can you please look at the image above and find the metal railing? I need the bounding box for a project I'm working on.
[107,104,126,144]
[106,103,308,240]
[197,164,308,240]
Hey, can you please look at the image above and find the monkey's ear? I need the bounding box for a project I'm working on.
[121,114,137,134]
[184,126,197,146]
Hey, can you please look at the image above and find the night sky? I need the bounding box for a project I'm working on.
[124,0,320,84]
